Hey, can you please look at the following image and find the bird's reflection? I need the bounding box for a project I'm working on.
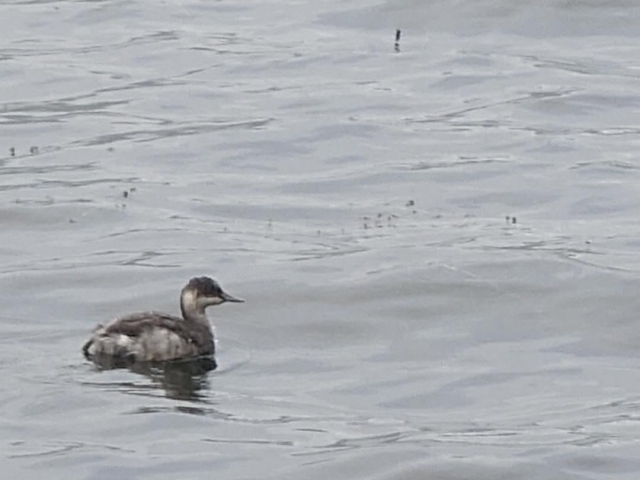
[89,353,217,401]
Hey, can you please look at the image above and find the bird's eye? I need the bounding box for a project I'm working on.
[207,281,221,296]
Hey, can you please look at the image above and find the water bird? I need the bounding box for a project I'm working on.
[82,276,243,364]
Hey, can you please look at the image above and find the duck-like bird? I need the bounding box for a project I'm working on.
[82,276,243,363]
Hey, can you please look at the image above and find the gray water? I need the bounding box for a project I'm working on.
[2,1,640,478]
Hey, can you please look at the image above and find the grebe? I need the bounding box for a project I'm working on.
[82,276,243,363]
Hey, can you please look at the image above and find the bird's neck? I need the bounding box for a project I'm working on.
[180,290,209,326]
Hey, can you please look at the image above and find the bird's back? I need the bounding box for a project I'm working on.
[83,311,214,363]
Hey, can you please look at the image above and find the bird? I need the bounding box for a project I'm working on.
[82,276,243,364]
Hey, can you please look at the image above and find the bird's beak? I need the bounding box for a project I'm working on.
[221,291,244,303]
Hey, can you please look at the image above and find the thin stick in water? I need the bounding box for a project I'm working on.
[394,29,401,52]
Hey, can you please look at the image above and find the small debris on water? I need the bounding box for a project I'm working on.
[406,199,415,207]
[29,146,38,154]
[394,29,401,52]
[122,187,136,198]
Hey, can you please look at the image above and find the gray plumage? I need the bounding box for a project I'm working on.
[82,277,243,363]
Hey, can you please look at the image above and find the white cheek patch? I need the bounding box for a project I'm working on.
[197,296,223,309]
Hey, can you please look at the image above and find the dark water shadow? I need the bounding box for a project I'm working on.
[86,354,217,401]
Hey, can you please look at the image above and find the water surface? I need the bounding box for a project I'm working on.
[2,1,640,479]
